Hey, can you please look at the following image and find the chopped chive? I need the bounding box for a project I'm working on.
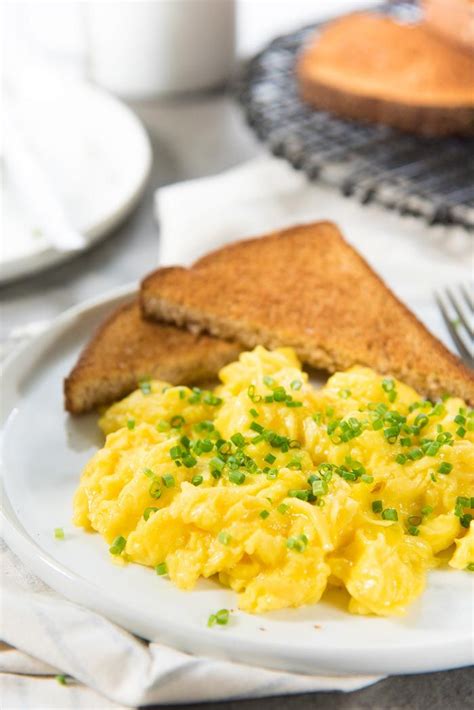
[286,535,308,552]
[178,389,186,399]
[157,420,170,432]
[170,415,185,428]
[396,454,407,465]
[382,508,398,522]
[311,478,328,496]
[264,453,276,464]
[162,474,175,488]
[372,500,383,514]
[182,454,197,468]
[143,506,158,521]
[277,503,289,514]
[438,462,453,474]
[127,419,135,430]
[361,474,374,483]
[191,474,203,486]
[155,562,168,575]
[54,527,64,540]
[421,505,433,516]
[466,563,474,572]
[109,535,126,555]
[339,388,351,399]
[249,408,259,418]
[143,467,155,478]
[218,531,231,545]
[456,426,466,438]
[286,400,303,408]
[139,379,152,395]
[259,510,270,519]
[55,674,68,685]
[149,480,162,499]
[407,525,420,536]
[291,380,302,391]
[250,421,264,433]
[231,433,245,448]
[229,471,246,485]
[408,448,423,460]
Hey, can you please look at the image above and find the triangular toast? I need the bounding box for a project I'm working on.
[64,301,240,414]
[297,12,474,136]
[141,221,474,404]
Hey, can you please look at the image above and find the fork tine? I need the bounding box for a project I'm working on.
[446,288,473,338]
[460,283,473,312]
[436,293,473,364]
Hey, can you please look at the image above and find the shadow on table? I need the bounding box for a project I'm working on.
[144,667,472,710]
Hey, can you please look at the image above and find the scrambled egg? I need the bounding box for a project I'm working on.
[73,347,474,615]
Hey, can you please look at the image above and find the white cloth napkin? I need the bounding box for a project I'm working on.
[2,155,469,709]
[0,541,379,709]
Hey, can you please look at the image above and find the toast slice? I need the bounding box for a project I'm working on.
[64,301,240,414]
[423,0,474,55]
[297,12,474,136]
[141,221,474,404]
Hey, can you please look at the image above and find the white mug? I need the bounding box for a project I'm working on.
[85,0,236,98]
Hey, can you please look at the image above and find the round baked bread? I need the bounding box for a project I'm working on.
[297,12,474,136]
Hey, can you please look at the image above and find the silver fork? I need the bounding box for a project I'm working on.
[436,283,473,368]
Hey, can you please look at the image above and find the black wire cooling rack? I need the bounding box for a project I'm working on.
[235,2,474,230]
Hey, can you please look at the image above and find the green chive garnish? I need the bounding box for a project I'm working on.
[218,531,231,545]
[127,419,135,430]
[143,507,158,521]
[192,474,203,486]
[162,474,175,488]
[54,527,64,540]
[139,379,152,395]
[382,508,398,521]
[170,415,185,428]
[55,674,68,685]
[438,462,453,474]
[149,481,162,499]
[109,536,126,555]
[155,562,168,575]
[291,380,302,390]
[277,503,289,514]
[231,433,245,448]
[372,500,383,513]
[259,510,270,520]
[229,471,246,485]
[208,608,230,626]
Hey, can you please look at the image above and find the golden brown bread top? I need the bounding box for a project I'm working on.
[64,300,240,414]
[141,221,474,404]
[298,13,474,107]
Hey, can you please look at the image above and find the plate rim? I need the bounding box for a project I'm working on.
[1,284,473,676]
[0,82,152,286]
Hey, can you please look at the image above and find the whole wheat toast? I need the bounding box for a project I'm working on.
[297,12,474,136]
[141,222,474,404]
[64,300,240,414]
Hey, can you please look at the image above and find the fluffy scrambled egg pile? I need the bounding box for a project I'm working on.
[73,347,474,616]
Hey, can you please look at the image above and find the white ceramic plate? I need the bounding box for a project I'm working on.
[1,285,473,676]
[1,82,151,284]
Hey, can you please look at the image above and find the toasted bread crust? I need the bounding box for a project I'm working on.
[64,300,240,414]
[141,221,474,404]
[297,13,474,136]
